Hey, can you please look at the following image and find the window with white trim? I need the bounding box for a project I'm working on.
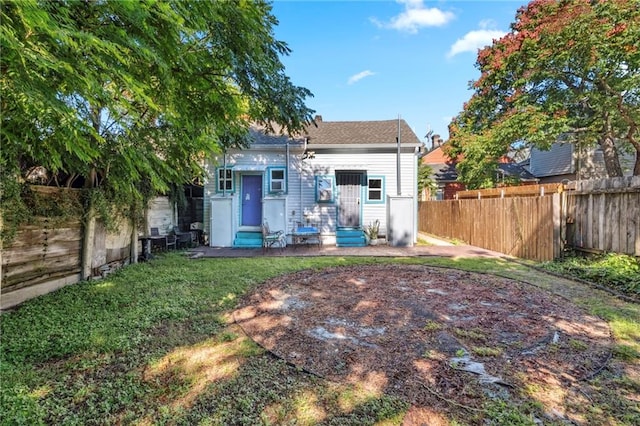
[217,168,234,192]
[366,176,384,203]
[269,167,286,193]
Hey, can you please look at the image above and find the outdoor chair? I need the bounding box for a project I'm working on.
[165,232,177,250]
[176,229,193,249]
[261,221,285,252]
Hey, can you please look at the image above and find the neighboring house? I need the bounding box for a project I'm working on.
[421,136,536,200]
[203,116,422,247]
[420,139,464,200]
[526,142,635,183]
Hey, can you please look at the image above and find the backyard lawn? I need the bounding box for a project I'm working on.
[1,254,638,425]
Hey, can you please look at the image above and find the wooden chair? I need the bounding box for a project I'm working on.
[166,233,177,250]
[261,221,285,252]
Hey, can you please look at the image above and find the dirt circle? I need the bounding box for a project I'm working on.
[234,264,612,418]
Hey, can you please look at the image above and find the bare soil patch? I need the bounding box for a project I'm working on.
[234,264,613,424]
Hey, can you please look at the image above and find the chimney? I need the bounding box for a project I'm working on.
[431,134,443,149]
[314,115,323,123]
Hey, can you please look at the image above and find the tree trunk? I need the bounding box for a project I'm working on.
[600,116,623,177]
[629,131,640,176]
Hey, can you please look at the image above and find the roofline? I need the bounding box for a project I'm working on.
[309,143,421,149]
[227,142,305,153]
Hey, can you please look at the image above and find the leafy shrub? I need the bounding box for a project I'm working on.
[541,253,639,296]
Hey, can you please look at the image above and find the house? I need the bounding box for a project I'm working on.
[421,135,536,200]
[526,142,636,183]
[203,116,422,247]
[420,135,464,200]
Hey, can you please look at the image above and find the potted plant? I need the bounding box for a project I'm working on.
[364,219,380,245]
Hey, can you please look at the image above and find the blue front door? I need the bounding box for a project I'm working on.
[241,175,262,226]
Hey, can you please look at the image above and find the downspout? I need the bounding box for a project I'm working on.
[286,140,290,230]
[222,151,227,197]
[300,137,307,225]
[397,116,402,195]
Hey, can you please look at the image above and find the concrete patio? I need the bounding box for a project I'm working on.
[187,234,507,259]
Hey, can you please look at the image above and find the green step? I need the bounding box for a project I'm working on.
[233,231,263,248]
[336,229,366,247]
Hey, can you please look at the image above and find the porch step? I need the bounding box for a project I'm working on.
[233,231,262,248]
[336,228,366,247]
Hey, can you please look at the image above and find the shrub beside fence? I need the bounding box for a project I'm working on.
[419,177,639,262]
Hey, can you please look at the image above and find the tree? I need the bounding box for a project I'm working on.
[1,0,314,248]
[417,163,436,199]
[448,0,640,187]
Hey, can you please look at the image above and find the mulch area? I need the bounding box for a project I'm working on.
[233,264,613,424]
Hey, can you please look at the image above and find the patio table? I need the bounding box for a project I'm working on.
[138,235,168,260]
[290,226,322,248]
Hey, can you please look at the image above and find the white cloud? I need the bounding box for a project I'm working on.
[371,0,455,34]
[348,70,376,85]
[478,19,498,30]
[447,28,506,58]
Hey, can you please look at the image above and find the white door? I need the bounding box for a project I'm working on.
[210,198,233,247]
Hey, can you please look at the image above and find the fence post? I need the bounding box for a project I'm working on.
[552,193,562,259]
[130,217,139,264]
[81,205,96,280]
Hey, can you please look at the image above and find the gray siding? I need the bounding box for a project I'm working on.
[530,143,574,177]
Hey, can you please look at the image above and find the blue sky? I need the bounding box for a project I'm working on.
[271,0,528,145]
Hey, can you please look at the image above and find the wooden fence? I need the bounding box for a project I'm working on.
[419,177,639,262]
[566,177,640,255]
[455,183,565,199]
[1,186,134,310]
[419,194,561,261]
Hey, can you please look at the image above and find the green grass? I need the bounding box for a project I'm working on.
[1,254,638,425]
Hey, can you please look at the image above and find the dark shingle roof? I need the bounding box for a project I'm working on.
[498,163,537,181]
[430,162,537,183]
[430,163,458,182]
[248,124,303,145]
[305,119,421,145]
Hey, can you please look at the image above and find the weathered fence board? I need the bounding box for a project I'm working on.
[2,218,83,293]
[566,176,640,256]
[1,186,136,309]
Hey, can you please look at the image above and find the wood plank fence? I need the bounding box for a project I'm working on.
[566,177,640,256]
[419,194,560,261]
[419,177,639,262]
[1,186,134,310]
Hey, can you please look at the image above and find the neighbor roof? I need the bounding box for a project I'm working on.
[249,124,303,145]
[305,119,421,145]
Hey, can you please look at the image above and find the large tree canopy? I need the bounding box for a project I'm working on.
[448,0,639,188]
[1,0,314,232]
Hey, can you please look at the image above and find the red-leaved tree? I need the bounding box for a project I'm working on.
[449,0,639,188]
